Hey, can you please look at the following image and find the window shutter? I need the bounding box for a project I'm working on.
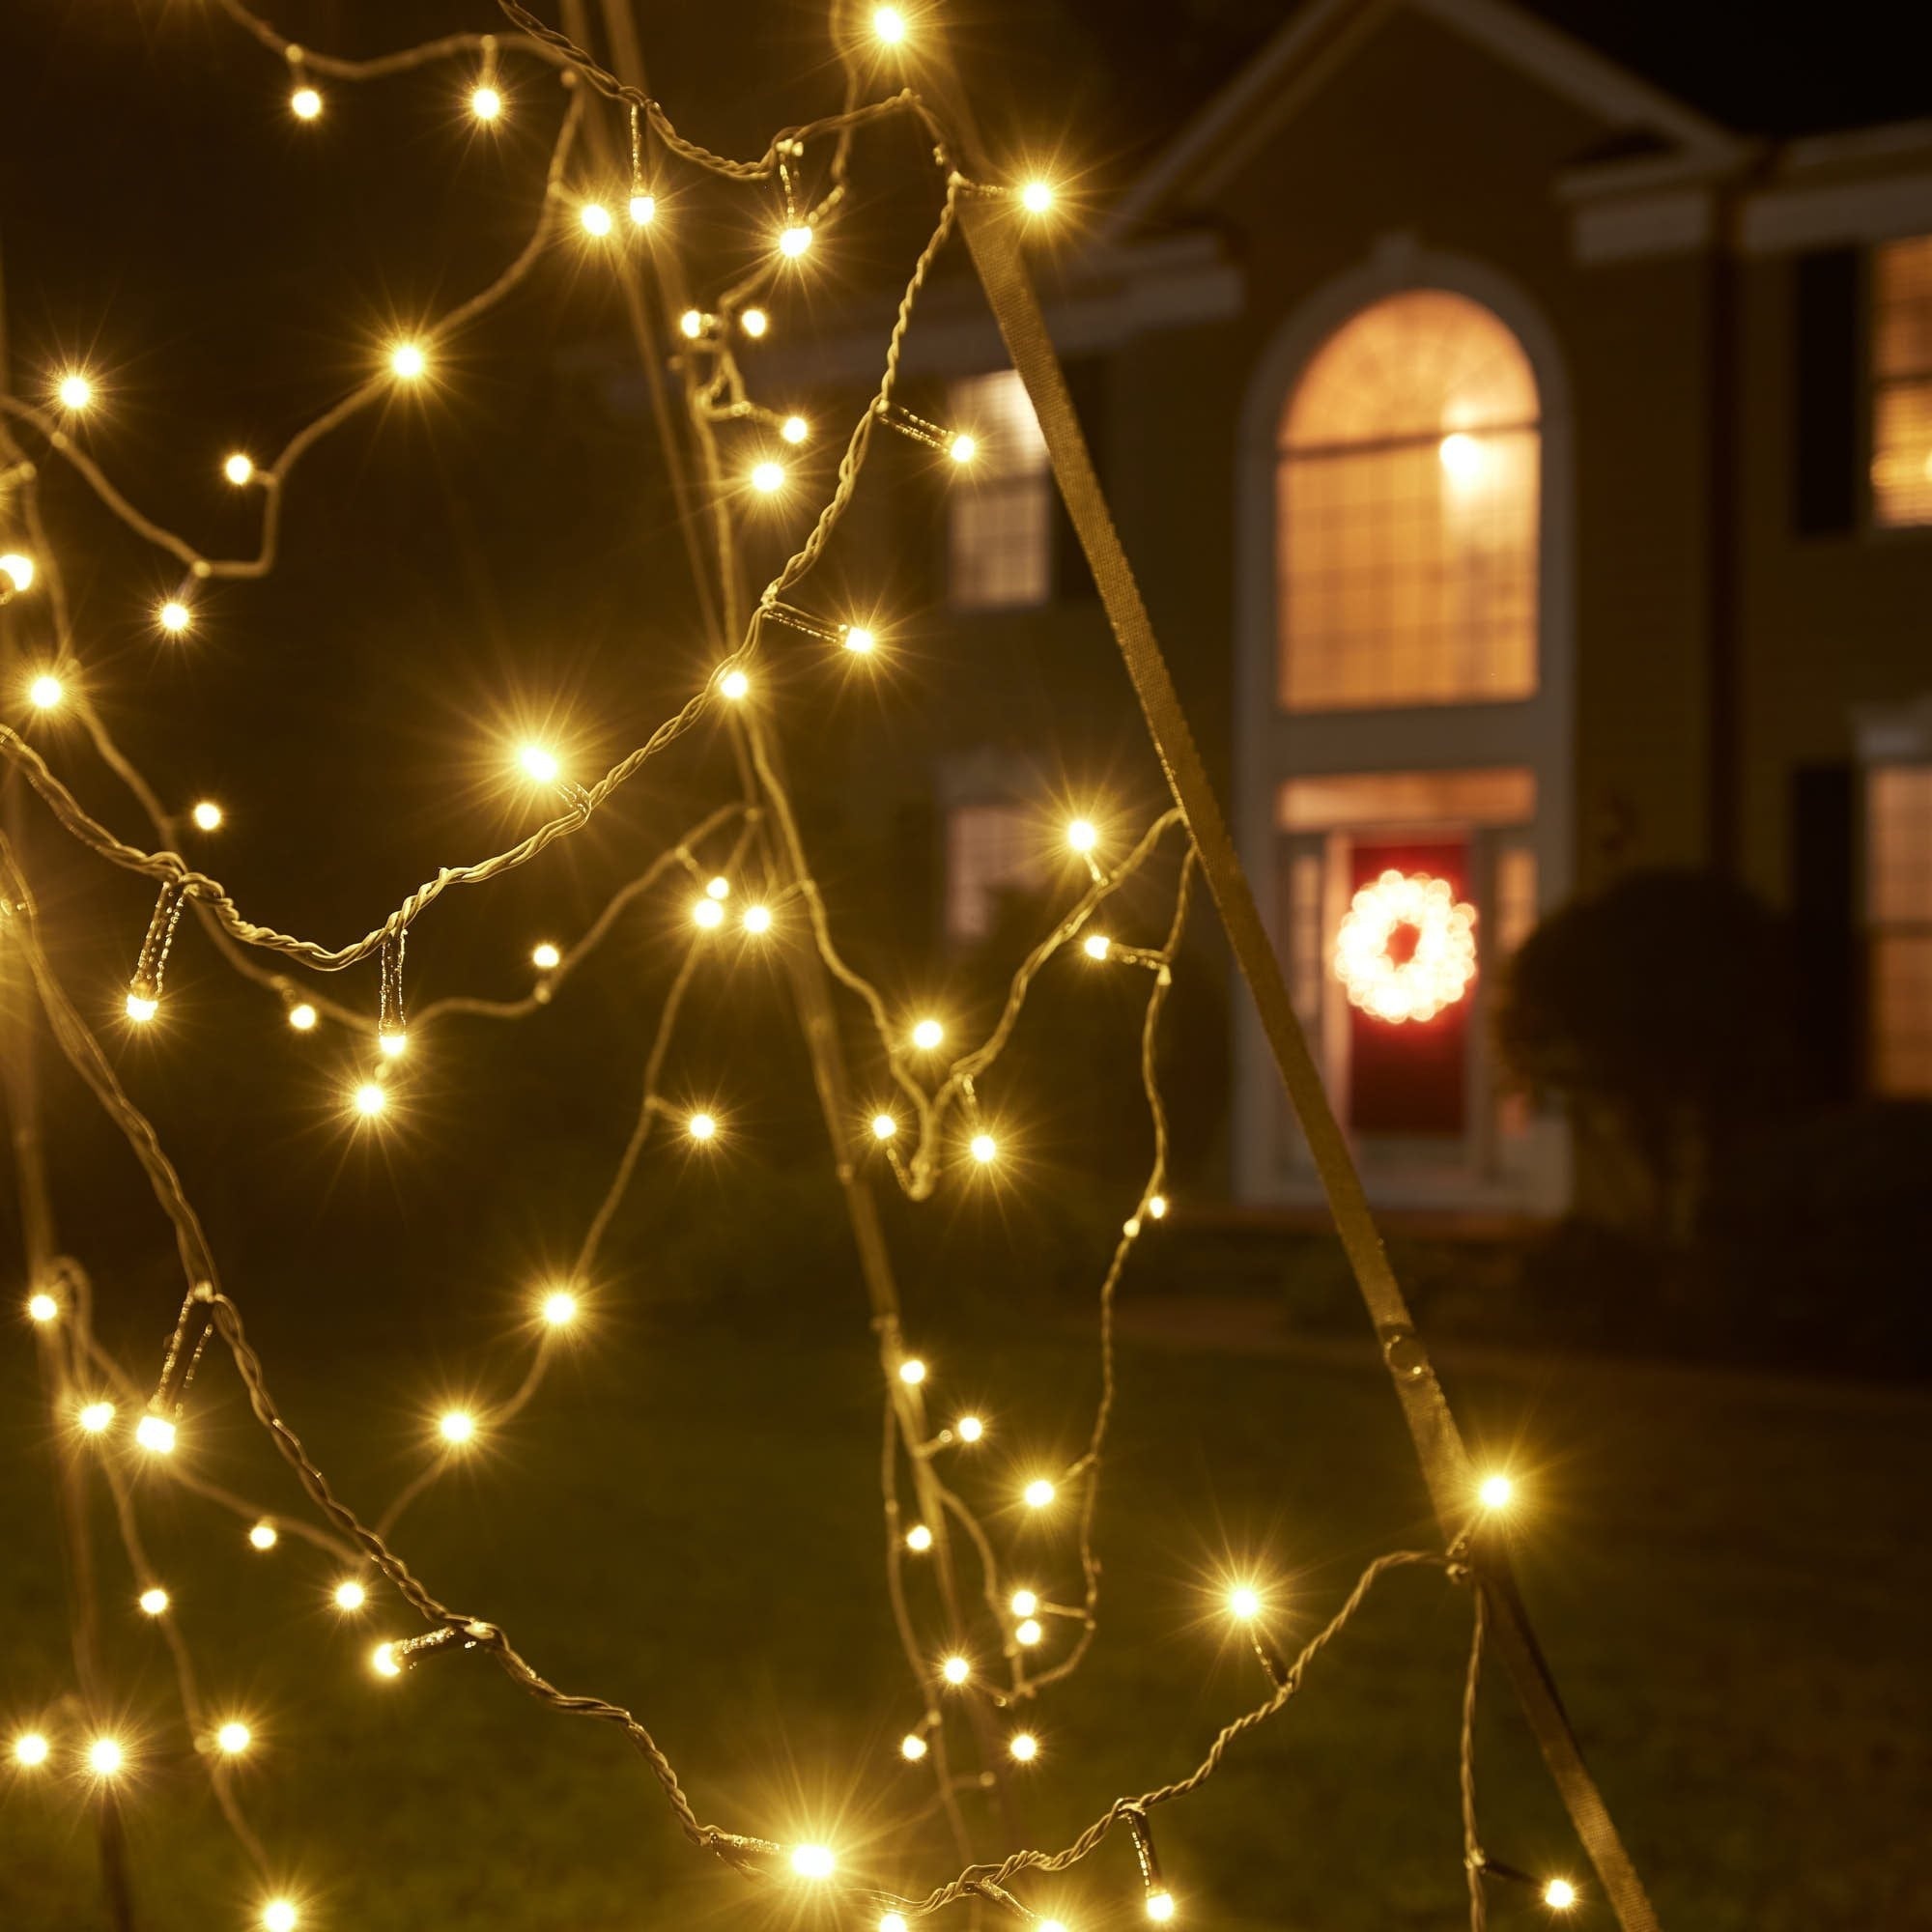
[1789,762,1857,1103]
[1792,249,1860,536]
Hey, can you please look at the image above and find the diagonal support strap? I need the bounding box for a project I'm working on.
[953,185,1662,1932]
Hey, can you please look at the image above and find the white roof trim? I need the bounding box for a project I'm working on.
[1096,0,1746,249]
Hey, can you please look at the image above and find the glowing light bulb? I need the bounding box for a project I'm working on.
[905,1523,933,1552]
[0,553,34,592]
[842,625,876,654]
[248,1521,278,1551]
[1023,1478,1055,1508]
[1009,1730,1038,1761]
[740,307,770,338]
[1148,1194,1168,1219]
[679,309,704,339]
[264,1903,299,1932]
[790,1846,836,1880]
[779,225,812,258]
[948,433,977,464]
[941,1655,969,1686]
[630,193,656,226]
[531,942,562,971]
[911,1018,944,1050]
[439,1410,475,1445]
[1228,1585,1261,1619]
[706,875,731,900]
[751,460,785,494]
[28,1291,58,1322]
[580,202,613,238]
[79,1401,115,1434]
[542,1290,578,1326]
[291,86,323,120]
[87,1737,125,1777]
[1010,1589,1037,1617]
[135,1413,176,1454]
[874,6,908,42]
[354,1082,385,1119]
[288,1003,318,1032]
[1039,1921,1068,1932]
[57,373,94,411]
[1020,181,1055,214]
[139,1586,169,1615]
[371,1642,401,1678]
[971,1134,997,1166]
[881,1917,909,1932]
[125,992,158,1024]
[216,1721,251,1754]
[223,453,255,486]
[898,1358,926,1386]
[1477,1473,1515,1512]
[719,671,752,704]
[1545,1880,1578,1911]
[190,800,223,831]
[688,1112,717,1142]
[955,1415,983,1442]
[28,673,62,709]
[470,85,502,121]
[390,342,426,381]
[1083,933,1111,959]
[519,744,559,782]
[1067,819,1097,853]
[1147,1893,1177,1922]
[333,1580,366,1611]
[1015,1617,1043,1646]
[14,1733,49,1767]
[742,904,772,934]
[694,897,725,929]
[871,1113,897,1141]
[781,414,810,444]
[898,1735,926,1763]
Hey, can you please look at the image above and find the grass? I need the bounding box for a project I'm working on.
[3,1286,1926,1932]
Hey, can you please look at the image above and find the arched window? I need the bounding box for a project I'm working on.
[1278,290,1540,711]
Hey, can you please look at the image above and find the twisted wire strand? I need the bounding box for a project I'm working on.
[211,0,571,80]
[1461,1582,1491,1930]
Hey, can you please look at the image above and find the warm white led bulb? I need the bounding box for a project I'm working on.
[79,1401,115,1434]
[779,225,812,258]
[881,1917,910,1932]
[1067,818,1097,852]
[1228,1585,1261,1619]
[57,373,94,411]
[941,1655,969,1685]
[87,1737,125,1776]
[693,897,725,929]
[790,1845,835,1880]
[871,1113,897,1141]
[519,743,559,782]
[679,309,704,339]
[139,1586,169,1615]
[470,85,502,121]
[371,1641,401,1678]
[223,453,255,486]
[125,991,158,1024]
[542,1290,578,1326]
[288,1003,318,1032]
[1009,1730,1038,1761]
[898,1357,926,1386]
[191,800,223,831]
[971,1133,997,1165]
[28,1291,58,1322]
[390,342,426,380]
[531,942,562,971]
[0,553,34,592]
[955,1415,983,1442]
[630,193,656,226]
[719,668,751,700]
[1147,1893,1177,1922]
[1009,1589,1037,1617]
[688,1112,717,1142]
[248,1521,278,1551]
[263,1902,299,1932]
[1544,1879,1578,1911]
[354,1082,385,1118]
[333,1579,367,1611]
[14,1732,50,1767]
[751,460,785,494]
[1477,1474,1515,1511]
[873,7,907,43]
[439,1410,475,1445]
[742,904,772,934]
[216,1720,251,1754]
[580,202,613,238]
[291,86,323,120]
[135,1414,176,1454]
[841,625,876,654]
[1020,181,1055,214]
[911,1017,943,1050]
[781,414,810,445]
[706,875,731,900]
[1148,1194,1168,1219]
[29,673,62,709]
[1023,1477,1055,1508]
[740,307,770,338]
[1083,933,1111,959]
[1015,1617,1043,1646]
[948,433,977,465]
[898,1735,925,1763]
[905,1523,933,1552]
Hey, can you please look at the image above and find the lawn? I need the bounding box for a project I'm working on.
[3,1280,1926,1931]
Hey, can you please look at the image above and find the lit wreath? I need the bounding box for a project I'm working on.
[1333,869,1479,1023]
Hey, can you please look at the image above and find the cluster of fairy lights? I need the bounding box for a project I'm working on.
[0,4,1583,1928]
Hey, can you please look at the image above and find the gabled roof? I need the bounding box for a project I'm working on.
[1097,0,1750,246]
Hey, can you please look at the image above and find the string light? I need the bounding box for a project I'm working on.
[389,342,427,381]
[291,85,323,120]
[1146,1894,1176,1923]
[134,1413,176,1455]
[57,372,94,411]
[518,742,560,782]
[333,1580,367,1612]
[779,224,813,258]
[263,1903,299,1932]
[223,453,255,485]
[898,1357,926,1385]
[751,460,785,494]
[287,1002,318,1031]
[630,193,656,226]
[371,1642,401,1679]
[13,1733,50,1768]
[1477,1474,1515,1512]
[1067,818,1097,853]
[438,1410,476,1446]
[248,1521,279,1550]
[719,668,751,699]
[1010,1589,1037,1617]
[873,7,908,43]
[216,1720,252,1754]
[911,1017,944,1050]
[948,432,977,464]
[882,1917,910,1932]
[580,202,613,238]
[1009,1730,1038,1761]
[542,1290,578,1326]
[0,552,34,592]
[897,1735,926,1763]
[139,1586,170,1615]
[781,414,810,444]
[1015,1618,1043,1646]
[742,903,772,934]
[1083,933,1111,959]
[125,990,158,1023]
[1148,1194,1168,1219]
[1020,181,1055,214]
[1545,1880,1578,1910]
[679,309,704,338]
[28,672,62,709]
[741,307,770,338]
[871,1113,897,1140]
[706,874,731,899]
[1228,1585,1261,1620]
[531,941,562,970]
[687,1112,717,1141]
[954,1415,983,1442]
[27,1291,57,1322]
[354,1082,385,1118]
[971,1133,997,1165]
[190,800,223,831]
[78,1401,115,1433]
[940,1655,970,1686]
[905,1523,933,1552]
[694,897,725,929]
[470,85,503,122]
[1023,1478,1055,1508]
[86,1737,125,1777]
[790,1845,836,1879]
[841,624,876,653]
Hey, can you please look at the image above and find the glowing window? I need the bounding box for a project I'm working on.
[1278,291,1539,711]
[946,802,1042,942]
[949,372,1051,611]
[1872,236,1932,528]
[1868,765,1932,1094]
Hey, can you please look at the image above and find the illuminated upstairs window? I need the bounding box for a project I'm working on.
[1872,235,1932,527]
[1278,291,1539,711]
[949,371,1051,611]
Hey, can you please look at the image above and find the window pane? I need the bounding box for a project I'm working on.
[1277,767,1535,832]
[1873,235,1932,379]
[1872,936,1932,1096]
[949,372,1050,609]
[1868,766,1932,923]
[1871,376,1932,528]
[950,370,1049,475]
[946,802,1041,941]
